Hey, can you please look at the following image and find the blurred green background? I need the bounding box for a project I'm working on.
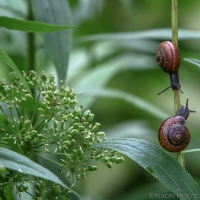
[1,0,200,199]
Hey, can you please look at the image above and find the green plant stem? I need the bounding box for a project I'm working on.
[27,1,37,163]
[183,149,200,153]
[171,0,178,47]
[173,89,180,113]
[27,1,35,74]
[177,151,185,167]
[172,0,185,168]
[172,0,180,110]
[32,151,64,167]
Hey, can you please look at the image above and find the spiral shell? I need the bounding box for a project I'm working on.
[158,116,190,152]
[156,41,180,74]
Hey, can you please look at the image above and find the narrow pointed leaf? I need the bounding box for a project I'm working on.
[0,114,10,132]
[0,16,74,32]
[90,138,200,200]
[79,88,168,119]
[31,0,72,81]
[184,58,200,68]
[0,48,31,94]
[0,147,83,199]
[76,28,200,42]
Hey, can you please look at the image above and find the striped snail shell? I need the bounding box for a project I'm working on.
[156,41,182,95]
[156,41,180,74]
[158,99,195,152]
[158,116,190,152]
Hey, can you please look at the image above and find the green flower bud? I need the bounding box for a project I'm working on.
[66,173,71,178]
[76,174,81,180]
[96,132,105,137]
[85,165,98,171]
[106,162,112,168]
[24,120,31,129]
[109,156,117,162]
[77,146,83,156]
[24,135,31,142]
[69,100,76,106]
[52,185,61,194]
[74,109,82,118]
[88,114,94,123]
[115,157,124,164]
[63,140,70,146]
[83,110,91,118]
[18,185,28,192]
[91,123,101,131]
[38,134,44,139]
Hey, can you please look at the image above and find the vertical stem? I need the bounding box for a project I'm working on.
[171,0,178,47]
[171,0,185,168]
[27,0,35,73]
[177,152,185,167]
[26,1,37,163]
[174,89,180,113]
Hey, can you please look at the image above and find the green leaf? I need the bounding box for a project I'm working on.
[0,48,31,95]
[76,28,200,42]
[0,16,74,33]
[0,114,10,132]
[72,54,154,88]
[106,120,154,139]
[184,58,200,68]
[0,190,7,200]
[31,0,72,81]
[78,88,168,120]
[90,138,200,200]
[0,147,83,200]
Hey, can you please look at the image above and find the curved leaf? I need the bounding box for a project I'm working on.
[76,28,200,42]
[0,16,74,32]
[73,54,154,89]
[184,58,200,68]
[106,120,154,139]
[31,0,72,81]
[90,138,200,200]
[78,88,168,119]
[0,114,10,132]
[0,48,31,95]
[0,147,83,200]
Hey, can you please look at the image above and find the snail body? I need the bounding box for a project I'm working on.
[158,99,195,152]
[156,41,183,95]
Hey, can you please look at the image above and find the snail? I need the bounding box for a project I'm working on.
[156,41,183,95]
[158,99,195,152]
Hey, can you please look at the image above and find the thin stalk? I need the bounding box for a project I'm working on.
[183,149,200,154]
[171,0,178,47]
[171,0,184,168]
[30,92,41,123]
[32,151,64,167]
[27,1,35,73]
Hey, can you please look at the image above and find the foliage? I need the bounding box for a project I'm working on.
[91,139,200,200]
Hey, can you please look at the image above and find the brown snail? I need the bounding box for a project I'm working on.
[158,99,195,152]
[156,41,183,95]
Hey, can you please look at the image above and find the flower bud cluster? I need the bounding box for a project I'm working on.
[0,71,123,198]
[0,72,31,107]
[0,170,33,197]
[34,179,68,200]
